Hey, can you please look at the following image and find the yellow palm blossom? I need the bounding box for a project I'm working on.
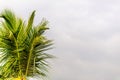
[15,78,21,80]
[14,77,26,80]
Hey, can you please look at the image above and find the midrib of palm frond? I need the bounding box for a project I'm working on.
[15,39,22,76]
[25,39,34,76]
[25,10,35,77]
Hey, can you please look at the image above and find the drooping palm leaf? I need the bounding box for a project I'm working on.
[0,9,53,80]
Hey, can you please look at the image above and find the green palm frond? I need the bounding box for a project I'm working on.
[0,9,53,80]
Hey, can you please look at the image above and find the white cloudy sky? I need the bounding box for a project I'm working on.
[1,0,120,80]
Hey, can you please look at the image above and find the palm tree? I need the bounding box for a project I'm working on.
[0,9,53,80]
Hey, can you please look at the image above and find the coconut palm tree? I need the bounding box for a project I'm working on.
[0,9,53,80]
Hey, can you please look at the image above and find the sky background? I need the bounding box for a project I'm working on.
[0,0,120,80]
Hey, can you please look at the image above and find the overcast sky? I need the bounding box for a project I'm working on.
[1,0,120,80]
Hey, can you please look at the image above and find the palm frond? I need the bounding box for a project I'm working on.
[0,9,53,80]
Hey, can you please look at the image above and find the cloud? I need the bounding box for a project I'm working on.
[0,0,120,80]
[46,0,120,80]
